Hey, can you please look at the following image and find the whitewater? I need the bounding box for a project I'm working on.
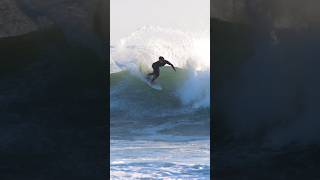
[110,26,210,179]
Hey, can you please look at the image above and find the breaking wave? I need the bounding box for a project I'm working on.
[110,26,210,108]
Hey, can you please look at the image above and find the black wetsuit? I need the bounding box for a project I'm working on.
[148,59,175,82]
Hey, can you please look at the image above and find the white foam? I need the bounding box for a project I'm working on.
[110,26,210,108]
[110,140,210,180]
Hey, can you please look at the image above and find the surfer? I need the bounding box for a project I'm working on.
[147,56,176,83]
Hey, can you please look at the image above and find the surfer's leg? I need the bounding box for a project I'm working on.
[147,67,156,77]
[151,70,159,82]
[146,72,154,80]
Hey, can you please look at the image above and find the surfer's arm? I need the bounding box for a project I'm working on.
[166,60,176,71]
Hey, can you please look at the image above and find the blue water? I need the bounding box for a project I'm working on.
[110,69,210,179]
[111,140,210,179]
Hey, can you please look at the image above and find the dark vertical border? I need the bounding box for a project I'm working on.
[106,0,110,178]
[95,0,110,178]
[0,0,110,178]
[210,0,215,179]
[94,0,110,178]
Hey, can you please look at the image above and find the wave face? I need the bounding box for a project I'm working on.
[110,26,210,179]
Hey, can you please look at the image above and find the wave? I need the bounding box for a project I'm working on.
[111,68,209,112]
[110,68,210,140]
[110,26,210,108]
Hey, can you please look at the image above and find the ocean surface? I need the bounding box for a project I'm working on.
[110,26,210,179]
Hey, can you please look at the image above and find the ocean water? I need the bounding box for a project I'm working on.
[111,140,210,180]
[110,26,210,179]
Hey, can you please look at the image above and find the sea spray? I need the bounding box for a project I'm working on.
[110,26,210,108]
[176,70,210,108]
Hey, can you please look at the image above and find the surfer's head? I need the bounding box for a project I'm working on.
[159,56,165,61]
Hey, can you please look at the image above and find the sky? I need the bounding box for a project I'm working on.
[111,0,210,44]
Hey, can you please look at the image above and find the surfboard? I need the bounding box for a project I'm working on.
[143,75,162,90]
